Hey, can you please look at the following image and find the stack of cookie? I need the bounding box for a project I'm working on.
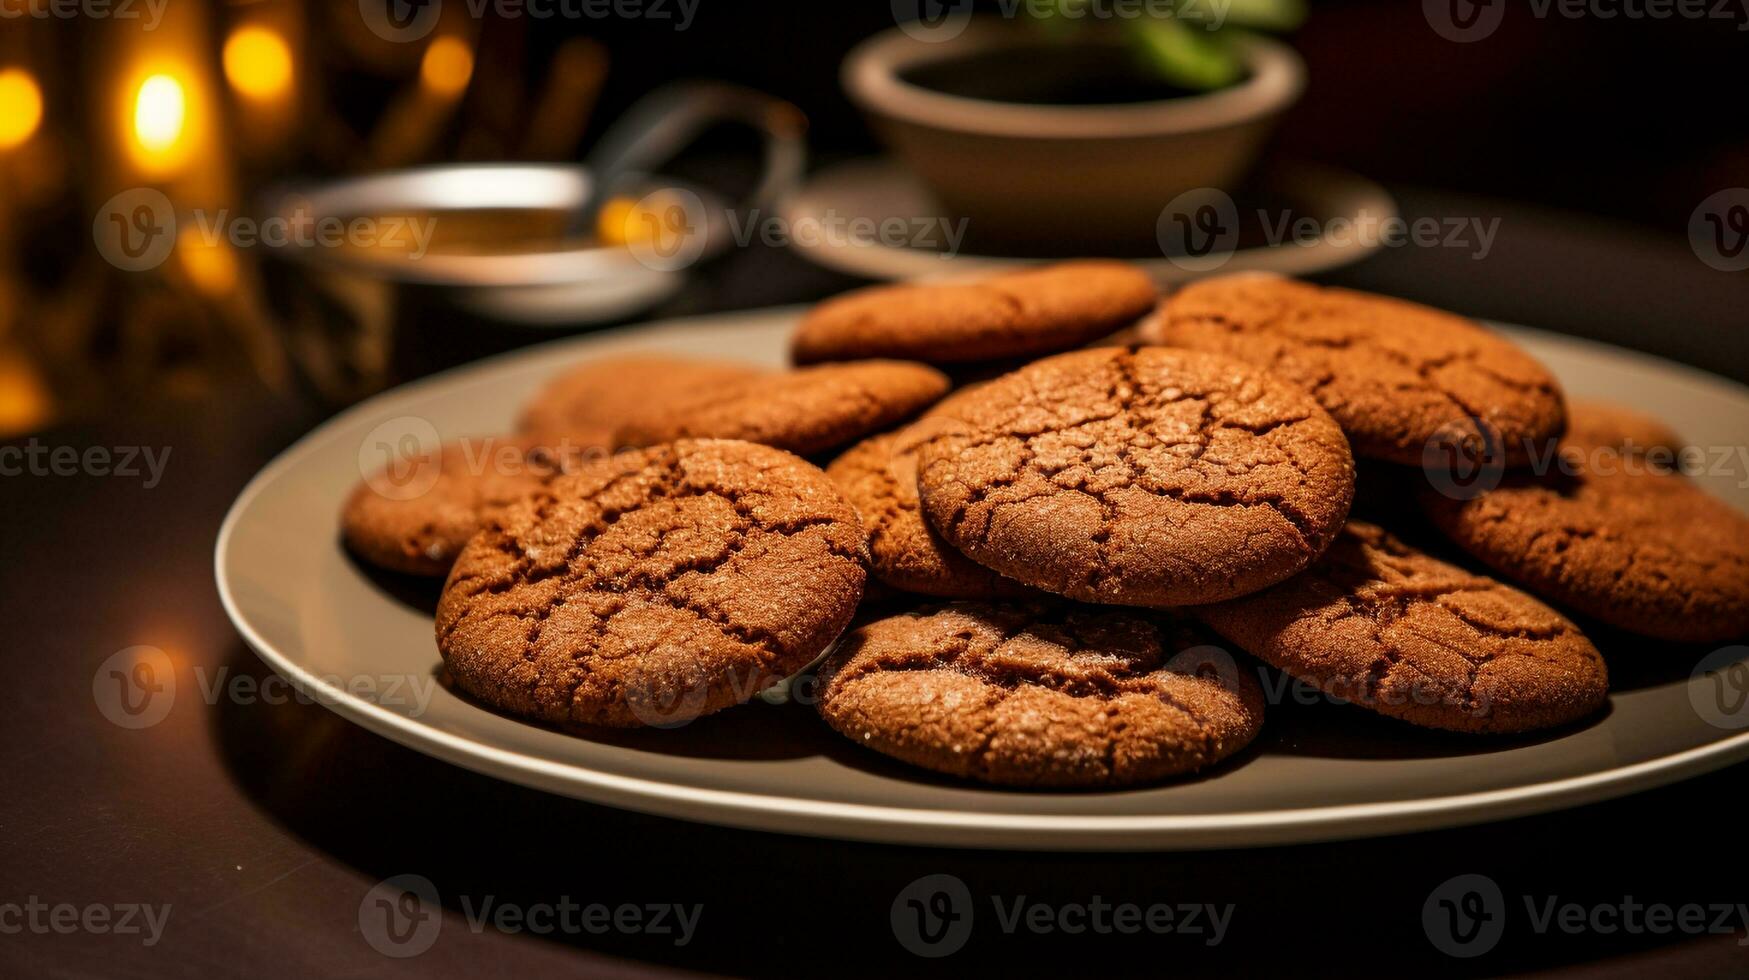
[341,263,1749,789]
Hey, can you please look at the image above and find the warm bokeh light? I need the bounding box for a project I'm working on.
[176,226,239,295]
[223,27,293,101]
[132,73,188,156]
[0,353,53,437]
[420,36,473,98]
[0,68,44,150]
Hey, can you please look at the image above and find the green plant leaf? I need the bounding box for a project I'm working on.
[1130,17,1245,91]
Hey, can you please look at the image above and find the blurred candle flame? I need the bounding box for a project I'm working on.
[223,27,293,102]
[130,73,189,172]
[0,68,43,150]
[177,226,238,295]
[420,36,473,99]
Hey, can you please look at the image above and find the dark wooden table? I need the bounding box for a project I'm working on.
[5,191,1748,978]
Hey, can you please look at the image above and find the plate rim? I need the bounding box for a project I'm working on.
[776,157,1401,286]
[214,307,1749,851]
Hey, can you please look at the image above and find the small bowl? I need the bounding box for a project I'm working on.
[273,164,734,326]
[844,17,1305,249]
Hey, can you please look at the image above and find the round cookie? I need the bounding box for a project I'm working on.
[1195,521,1609,734]
[792,261,1158,365]
[342,435,598,576]
[827,429,1036,599]
[517,353,767,442]
[912,346,1355,606]
[813,601,1265,787]
[1419,412,1749,644]
[1561,398,1684,462]
[437,440,868,728]
[616,360,949,457]
[1138,274,1566,466]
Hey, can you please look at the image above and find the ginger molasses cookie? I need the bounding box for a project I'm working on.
[912,346,1355,606]
[342,435,597,576]
[813,601,1264,787]
[437,440,867,728]
[517,353,767,442]
[1419,408,1749,644]
[1139,275,1566,466]
[791,261,1157,365]
[827,429,1035,599]
[1196,521,1609,734]
[1560,398,1684,463]
[616,360,949,457]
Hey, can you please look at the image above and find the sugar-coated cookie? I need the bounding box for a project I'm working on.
[517,353,767,442]
[1421,403,1749,643]
[616,360,949,456]
[1196,521,1609,733]
[437,440,867,728]
[814,600,1264,787]
[912,346,1355,606]
[792,261,1157,365]
[1140,275,1566,466]
[342,435,599,576]
[827,429,1036,599]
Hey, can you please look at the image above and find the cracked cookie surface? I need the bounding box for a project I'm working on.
[1420,406,1749,643]
[814,601,1265,787]
[436,439,868,728]
[616,360,949,457]
[1195,521,1608,733]
[517,353,768,443]
[343,435,598,576]
[792,261,1158,365]
[1138,275,1566,466]
[912,346,1355,606]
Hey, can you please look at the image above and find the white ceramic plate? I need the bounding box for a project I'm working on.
[215,306,1749,850]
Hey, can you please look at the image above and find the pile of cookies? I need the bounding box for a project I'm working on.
[341,263,1749,789]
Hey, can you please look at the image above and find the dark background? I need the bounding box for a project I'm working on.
[3,2,1749,978]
